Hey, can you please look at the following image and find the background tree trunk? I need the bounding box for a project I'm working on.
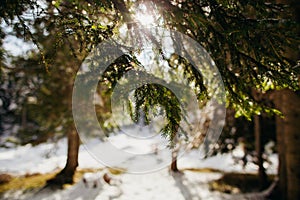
[61,127,80,182]
[47,125,80,186]
[171,147,179,172]
[281,90,300,200]
[274,89,300,199]
[274,0,299,198]
[274,91,287,199]
[170,126,180,172]
[252,89,268,189]
[254,114,268,189]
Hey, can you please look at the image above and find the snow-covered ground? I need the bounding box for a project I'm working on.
[0,133,278,175]
[1,168,249,200]
[0,132,278,200]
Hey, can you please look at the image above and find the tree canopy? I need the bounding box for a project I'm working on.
[1,0,298,111]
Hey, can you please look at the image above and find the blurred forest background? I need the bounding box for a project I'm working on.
[0,0,299,200]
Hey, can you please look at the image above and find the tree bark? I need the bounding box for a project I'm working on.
[281,90,300,200]
[274,0,299,197]
[171,146,180,172]
[274,89,300,199]
[274,91,287,199]
[47,125,80,186]
[21,106,27,130]
[170,125,180,172]
[252,89,268,189]
[254,114,268,189]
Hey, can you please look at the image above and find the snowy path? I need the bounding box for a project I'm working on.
[4,169,238,200]
[0,134,278,175]
[0,133,278,200]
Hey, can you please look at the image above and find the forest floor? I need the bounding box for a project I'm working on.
[0,131,278,200]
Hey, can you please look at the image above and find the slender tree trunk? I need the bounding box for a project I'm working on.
[274,91,287,199]
[47,125,80,186]
[254,114,268,189]
[61,127,80,182]
[21,106,27,130]
[170,125,180,172]
[252,89,268,188]
[171,146,180,172]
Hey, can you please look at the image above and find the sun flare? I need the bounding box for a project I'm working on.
[135,12,155,25]
[134,4,155,25]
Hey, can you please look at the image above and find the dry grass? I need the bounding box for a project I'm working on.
[0,172,56,194]
[182,167,222,173]
[209,172,275,194]
[0,168,103,194]
[107,167,127,175]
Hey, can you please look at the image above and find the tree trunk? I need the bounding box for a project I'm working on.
[171,147,179,172]
[274,1,300,198]
[170,126,180,172]
[254,114,268,189]
[47,125,80,186]
[274,89,300,199]
[61,127,80,182]
[21,106,27,130]
[281,89,300,200]
[274,91,287,199]
[252,89,268,189]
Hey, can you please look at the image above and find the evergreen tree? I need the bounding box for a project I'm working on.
[0,1,298,197]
